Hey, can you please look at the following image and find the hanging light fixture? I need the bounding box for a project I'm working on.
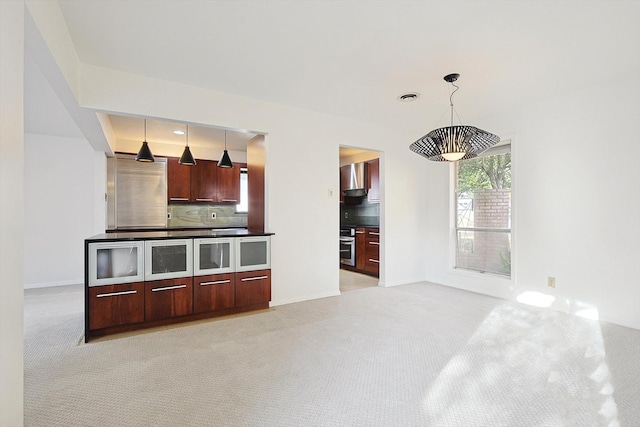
[178,124,197,165]
[217,130,233,168]
[135,119,155,162]
[410,73,499,162]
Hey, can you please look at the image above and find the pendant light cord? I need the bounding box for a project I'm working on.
[186,124,189,147]
[144,119,147,141]
[449,81,460,126]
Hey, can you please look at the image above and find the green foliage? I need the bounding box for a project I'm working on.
[457,152,511,193]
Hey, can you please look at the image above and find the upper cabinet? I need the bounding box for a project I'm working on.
[167,157,241,203]
[190,159,218,202]
[367,158,380,203]
[167,157,191,202]
[215,163,241,203]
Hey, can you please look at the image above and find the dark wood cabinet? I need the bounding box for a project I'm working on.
[339,164,351,203]
[167,157,192,202]
[144,277,193,321]
[235,269,271,307]
[167,157,241,204]
[364,228,380,276]
[88,282,145,330]
[216,163,241,203]
[355,227,366,271]
[193,273,235,313]
[190,159,217,202]
[367,158,380,203]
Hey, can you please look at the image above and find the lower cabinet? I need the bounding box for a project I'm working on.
[88,282,145,330]
[236,269,271,307]
[193,273,235,313]
[144,277,193,321]
[364,228,380,276]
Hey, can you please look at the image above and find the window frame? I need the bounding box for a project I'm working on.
[450,140,513,278]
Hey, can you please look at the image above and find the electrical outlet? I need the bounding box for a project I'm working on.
[211,212,216,219]
[344,212,348,219]
[548,277,556,288]
[167,213,171,220]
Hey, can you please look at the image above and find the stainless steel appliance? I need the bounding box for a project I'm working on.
[107,154,168,230]
[339,227,356,266]
[343,162,368,198]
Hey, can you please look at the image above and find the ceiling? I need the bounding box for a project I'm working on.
[28,1,640,146]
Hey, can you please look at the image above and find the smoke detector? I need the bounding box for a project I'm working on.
[397,92,420,102]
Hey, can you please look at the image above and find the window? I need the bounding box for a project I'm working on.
[455,143,511,276]
[236,168,248,213]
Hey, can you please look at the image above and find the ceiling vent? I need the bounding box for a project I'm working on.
[398,92,420,102]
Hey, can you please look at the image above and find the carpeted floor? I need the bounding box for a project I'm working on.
[24,282,640,426]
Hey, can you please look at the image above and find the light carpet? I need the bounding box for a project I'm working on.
[24,282,640,426]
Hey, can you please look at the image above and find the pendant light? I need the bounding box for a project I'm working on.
[217,130,233,168]
[135,119,155,162]
[178,124,196,165]
[410,73,499,162]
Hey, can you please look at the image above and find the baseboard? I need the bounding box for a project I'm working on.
[270,290,341,307]
[24,279,82,289]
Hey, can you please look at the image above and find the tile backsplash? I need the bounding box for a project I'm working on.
[168,203,247,228]
[341,199,379,227]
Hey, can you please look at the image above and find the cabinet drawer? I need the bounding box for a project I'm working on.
[193,273,235,313]
[235,269,271,307]
[144,277,193,321]
[366,228,380,240]
[364,257,380,275]
[89,282,144,330]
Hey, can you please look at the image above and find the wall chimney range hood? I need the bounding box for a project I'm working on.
[343,162,368,198]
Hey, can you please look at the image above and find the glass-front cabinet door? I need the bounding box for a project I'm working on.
[236,236,271,272]
[144,239,193,281]
[193,238,235,276]
[88,241,145,286]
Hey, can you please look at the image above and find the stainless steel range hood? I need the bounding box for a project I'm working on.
[343,162,368,197]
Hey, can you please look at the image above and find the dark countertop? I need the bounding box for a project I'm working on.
[86,229,274,243]
[340,224,379,229]
[105,226,247,233]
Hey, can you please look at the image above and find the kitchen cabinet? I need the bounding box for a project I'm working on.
[364,228,380,276]
[235,269,271,307]
[355,227,366,271]
[168,157,241,203]
[167,157,192,202]
[367,158,380,203]
[88,282,145,330]
[144,277,193,322]
[193,273,235,313]
[190,159,218,202]
[215,163,241,203]
[339,164,351,203]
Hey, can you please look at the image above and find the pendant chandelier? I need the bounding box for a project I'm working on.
[135,119,155,162]
[217,130,233,168]
[178,124,197,165]
[410,73,499,162]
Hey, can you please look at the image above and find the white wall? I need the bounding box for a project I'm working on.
[23,133,105,288]
[78,64,430,304]
[422,77,640,329]
[0,1,24,424]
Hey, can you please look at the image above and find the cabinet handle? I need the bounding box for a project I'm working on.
[368,259,380,263]
[369,232,380,236]
[221,199,238,202]
[151,284,187,292]
[241,275,268,282]
[355,231,365,234]
[196,198,214,202]
[200,280,231,286]
[368,241,380,245]
[96,290,137,298]
[169,197,189,201]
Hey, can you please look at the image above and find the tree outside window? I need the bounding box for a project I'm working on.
[455,148,511,276]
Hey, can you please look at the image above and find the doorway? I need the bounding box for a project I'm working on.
[338,146,381,292]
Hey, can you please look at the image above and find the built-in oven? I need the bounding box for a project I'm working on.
[340,227,356,266]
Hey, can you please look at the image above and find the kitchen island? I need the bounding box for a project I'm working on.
[84,229,274,342]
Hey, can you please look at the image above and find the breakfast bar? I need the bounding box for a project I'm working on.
[84,229,273,342]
